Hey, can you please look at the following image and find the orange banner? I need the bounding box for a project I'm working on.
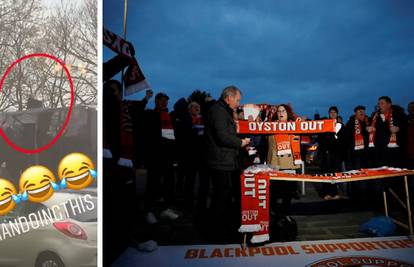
[237,119,336,134]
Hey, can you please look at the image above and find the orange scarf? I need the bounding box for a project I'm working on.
[354,118,364,150]
[160,110,175,140]
[274,134,302,165]
[368,110,398,148]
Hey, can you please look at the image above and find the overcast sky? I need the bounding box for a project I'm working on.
[103,0,414,119]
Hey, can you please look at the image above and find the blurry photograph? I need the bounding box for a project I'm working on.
[0,0,97,266]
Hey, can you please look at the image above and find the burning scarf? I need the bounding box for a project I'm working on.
[274,134,302,165]
[239,172,270,243]
[368,110,398,148]
[160,110,175,140]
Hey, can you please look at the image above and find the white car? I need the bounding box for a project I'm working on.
[0,191,97,267]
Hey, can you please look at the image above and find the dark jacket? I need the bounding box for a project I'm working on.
[205,99,242,171]
[171,98,194,164]
[317,122,347,160]
[127,99,148,166]
[142,108,176,165]
[371,105,407,149]
[103,93,121,161]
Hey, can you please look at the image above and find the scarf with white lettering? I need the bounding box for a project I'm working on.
[118,102,134,167]
[274,134,302,165]
[354,118,364,150]
[368,110,398,148]
[239,172,270,243]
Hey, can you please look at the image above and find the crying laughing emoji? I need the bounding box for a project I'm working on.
[19,166,59,203]
[0,178,18,215]
[58,153,96,190]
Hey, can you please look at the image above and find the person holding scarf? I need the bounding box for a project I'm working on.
[367,96,407,168]
[267,104,301,215]
[345,105,369,201]
[318,106,346,200]
[367,96,408,202]
[205,85,250,243]
[143,92,180,223]
[103,80,157,262]
[346,105,370,170]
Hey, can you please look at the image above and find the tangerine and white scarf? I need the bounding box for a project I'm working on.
[368,110,398,148]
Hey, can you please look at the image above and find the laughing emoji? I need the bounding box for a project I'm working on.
[0,178,18,215]
[58,153,96,190]
[19,166,58,203]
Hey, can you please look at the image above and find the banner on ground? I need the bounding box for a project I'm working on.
[112,236,414,267]
[103,28,150,95]
[237,119,336,134]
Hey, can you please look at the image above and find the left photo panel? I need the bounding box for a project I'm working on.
[0,0,98,266]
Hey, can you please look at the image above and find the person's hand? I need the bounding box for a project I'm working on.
[366,126,376,133]
[390,126,399,133]
[241,138,250,147]
[145,89,153,100]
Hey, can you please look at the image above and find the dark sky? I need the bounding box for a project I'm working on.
[103,0,414,119]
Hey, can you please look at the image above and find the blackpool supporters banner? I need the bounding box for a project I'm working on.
[112,236,414,267]
[103,27,150,95]
[237,119,336,134]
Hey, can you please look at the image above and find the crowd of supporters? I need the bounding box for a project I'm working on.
[102,79,414,263]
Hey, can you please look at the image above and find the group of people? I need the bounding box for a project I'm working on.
[102,80,414,261]
[317,97,413,200]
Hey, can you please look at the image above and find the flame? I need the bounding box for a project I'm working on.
[308,145,318,151]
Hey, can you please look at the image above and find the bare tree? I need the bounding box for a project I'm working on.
[0,0,97,112]
[0,0,43,111]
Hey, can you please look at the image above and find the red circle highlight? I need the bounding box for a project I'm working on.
[0,53,74,154]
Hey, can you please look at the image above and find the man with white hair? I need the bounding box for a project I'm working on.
[205,85,250,242]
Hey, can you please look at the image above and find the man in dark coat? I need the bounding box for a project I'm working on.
[366,96,408,205]
[345,105,370,201]
[317,106,347,200]
[143,92,180,222]
[367,96,407,168]
[205,85,250,242]
[345,105,370,170]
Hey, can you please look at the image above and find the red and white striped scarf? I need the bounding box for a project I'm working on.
[160,110,175,140]
[368,110,398,148]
